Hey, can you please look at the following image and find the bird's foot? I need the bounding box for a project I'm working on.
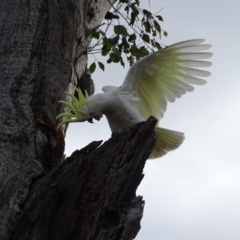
[111,131,120,142]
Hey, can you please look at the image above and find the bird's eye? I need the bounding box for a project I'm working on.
[90,111,93,115]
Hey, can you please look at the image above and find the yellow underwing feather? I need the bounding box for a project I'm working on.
[150,127,185,159]
[121,39,212,122]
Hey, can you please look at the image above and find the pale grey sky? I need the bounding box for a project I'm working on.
[66,0,240,239]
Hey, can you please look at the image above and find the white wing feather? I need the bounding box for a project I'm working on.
[121,39,212,121]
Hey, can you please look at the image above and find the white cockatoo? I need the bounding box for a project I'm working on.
[57,39,212,159]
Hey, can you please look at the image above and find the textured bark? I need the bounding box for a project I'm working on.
[10,117,157,240]
[0,0,155,239]
[0,0,114,238]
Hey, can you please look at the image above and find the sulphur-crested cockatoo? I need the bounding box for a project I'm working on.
[57,39,212,159]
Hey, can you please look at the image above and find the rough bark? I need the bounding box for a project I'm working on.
[10,117,157,240]
[0,0,156,239]
[0,0,114,238]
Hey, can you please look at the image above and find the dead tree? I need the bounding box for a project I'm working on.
[0,0,156,239]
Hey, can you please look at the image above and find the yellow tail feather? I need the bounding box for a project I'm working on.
[150,127,185,159]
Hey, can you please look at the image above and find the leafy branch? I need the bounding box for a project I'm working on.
[87,0,167,73]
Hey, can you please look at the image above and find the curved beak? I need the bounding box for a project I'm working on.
[87,118,94,123]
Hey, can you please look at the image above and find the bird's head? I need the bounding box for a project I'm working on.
[56,88,102,130]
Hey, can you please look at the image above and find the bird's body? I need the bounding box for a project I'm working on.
[57,39,212,159]
[84,90,143,132]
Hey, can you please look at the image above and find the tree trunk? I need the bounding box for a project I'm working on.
[10,117,157,240]
[0,0,156,239]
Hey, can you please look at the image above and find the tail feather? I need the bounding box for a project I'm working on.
[150,127,185,159]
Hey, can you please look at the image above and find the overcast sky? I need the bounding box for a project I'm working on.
[65,0,240,239]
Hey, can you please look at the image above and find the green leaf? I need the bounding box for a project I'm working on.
[156,15,164,21]
[89,23,105,38]
[101,37,113,56]
[155,42,162,49]
[130,11,137,25]
[143,20,151,33]
[130,44,149,60]
[163,31,168,37]
[120,57,125,67]
[103,37,113,48]
[139,46,149,57]
[122,37,130,49]
[102,46,111,56]
[142,33,150,43]
[90,28,100,39]
[121,38,130,53]
[135,0,140,6]
[114,25,128,37]
[89,62,96,73]
[110,52,121,63]
[128,33,137,42]
[108,35,120,45]
[98,62,105,71]
[124,5,129,14]
[151,40,156,47]
[143,9,149,15]
[143,9,152,18]
[129,5,139,25]
[154,20,161,32]
[130,44,138,56]
[107,58,112,64]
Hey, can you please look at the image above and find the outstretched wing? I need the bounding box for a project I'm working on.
[120,39,212,120]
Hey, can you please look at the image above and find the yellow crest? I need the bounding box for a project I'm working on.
[56,88,88,130]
